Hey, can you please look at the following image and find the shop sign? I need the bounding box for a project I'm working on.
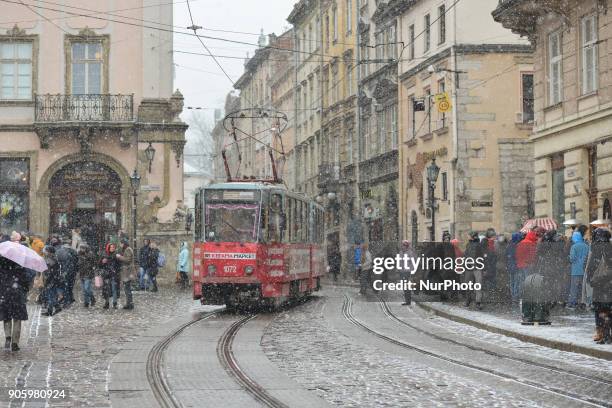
[142,185,161,191]
[422,147,448,162]
[472,200,493,207]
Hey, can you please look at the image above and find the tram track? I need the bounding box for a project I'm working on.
[342,295,611,408]
[146,311,218,408]
[217,315,290,408]
[378,298,612,387]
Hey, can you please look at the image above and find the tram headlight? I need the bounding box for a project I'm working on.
[207,264,216,275]
[245,265,254,275]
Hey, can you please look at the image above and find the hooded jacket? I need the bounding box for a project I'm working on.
[516,231,538,269]
[177,242,189,272]
[569,231,589,276]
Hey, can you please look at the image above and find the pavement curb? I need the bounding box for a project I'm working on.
[416,302,612,361]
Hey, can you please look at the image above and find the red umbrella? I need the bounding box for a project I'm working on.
[520,218,558,234]
[0,241,48,272]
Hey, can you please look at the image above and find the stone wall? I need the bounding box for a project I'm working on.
[499,139,534,233]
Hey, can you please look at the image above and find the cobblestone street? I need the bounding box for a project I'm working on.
[262,291,541,408]
[0,287,197,407]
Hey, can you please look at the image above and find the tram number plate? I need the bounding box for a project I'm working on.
[223,265,237,273]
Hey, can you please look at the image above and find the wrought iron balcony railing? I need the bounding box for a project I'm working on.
[34,94,134,122]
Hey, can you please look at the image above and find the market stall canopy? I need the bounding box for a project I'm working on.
[562,219,578,226]
[590,219,611,227]
[520,218,558,234]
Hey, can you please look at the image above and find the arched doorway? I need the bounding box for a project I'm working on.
[49,161,122,251]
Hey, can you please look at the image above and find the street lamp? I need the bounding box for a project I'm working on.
[145,143,156,173]
[426,158,440,241]
[130,169,141,263]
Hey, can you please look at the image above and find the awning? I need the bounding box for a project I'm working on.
[520,218,558,233]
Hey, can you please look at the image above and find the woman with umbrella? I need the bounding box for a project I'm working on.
[0,240,47,351]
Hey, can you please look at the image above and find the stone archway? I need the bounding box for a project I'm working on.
[35,153,131,240]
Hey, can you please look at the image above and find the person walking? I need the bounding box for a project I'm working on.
[568,227,590,308]
[585,227,612,344]
[0,256,29,351]
[464,231,485,309]
[507,233,523,302]
[515,229,541,301]
[533,230,567,311]
[138,239,151,290]
[147,241,160,292]
[71,228,84,251]
[42,246,62,316]
[359,243,372,295]
[177,242,190,290]
[77,244,96,308]
[483,228,498,293]
[56,238,78,307]
[116,237,135,310]
[100,243,120,309]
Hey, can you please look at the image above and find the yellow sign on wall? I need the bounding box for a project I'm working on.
[434,92,452,113]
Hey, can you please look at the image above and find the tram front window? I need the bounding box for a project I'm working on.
[205,203,259,242]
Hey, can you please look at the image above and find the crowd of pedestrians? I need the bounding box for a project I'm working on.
[347,223,612,346]
[0,228,189,352]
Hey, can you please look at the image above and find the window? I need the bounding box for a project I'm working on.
[362,116,370,159]
[438,5,446,44]
[346,0,352,34]
[0,159,30,232]
[390,105,398,149]
[521,73,534,123]
[375,31,384,60]
[347,128,354,164]
[408,24,415,60]
[333,6,338,42]
[308,24,313,53]
[548,31,562,105]
[378,110,386,154]
[331,65,339,104]
[442,172,448,200]
[424,14,431,52]
[71,42,102,94]
[424,87,431,133]
[388,25,397,59]
[347,65,353,96]
[315,17,321,50]
[0,41,33,100]
[325,14,330,49]
[581,15,598,95]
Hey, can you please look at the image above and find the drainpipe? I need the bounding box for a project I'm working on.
[355,9,362,244]
[293,27,299,190]
[450,4,459,238]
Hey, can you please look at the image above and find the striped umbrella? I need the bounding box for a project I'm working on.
[520,218,558,234]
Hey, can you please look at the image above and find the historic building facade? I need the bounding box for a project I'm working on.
[317,0,359,276]
[288,0,323,198]
[0,1,188,275]
[233,31,294,182]
[397,0,534,241]
[494,0,612,226]
[358,0,400,245]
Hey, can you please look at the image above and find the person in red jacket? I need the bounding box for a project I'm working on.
[515,228,543,299]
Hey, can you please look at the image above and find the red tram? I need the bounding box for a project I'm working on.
[192,182,326,309]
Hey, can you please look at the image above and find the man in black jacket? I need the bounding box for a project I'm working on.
[56,239,78,306]
[138,239,151,290]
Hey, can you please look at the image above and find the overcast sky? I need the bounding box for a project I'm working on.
[173,0,295,124]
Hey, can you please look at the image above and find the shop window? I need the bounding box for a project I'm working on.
[0,159,29,232]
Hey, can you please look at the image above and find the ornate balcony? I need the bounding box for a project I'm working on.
[34,94,134,123]
[33,94,135,150]
[317,162,341,191]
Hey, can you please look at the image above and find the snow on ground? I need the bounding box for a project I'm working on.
[420,302,612,373]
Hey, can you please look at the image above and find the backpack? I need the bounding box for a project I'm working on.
[157,252,166,268]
